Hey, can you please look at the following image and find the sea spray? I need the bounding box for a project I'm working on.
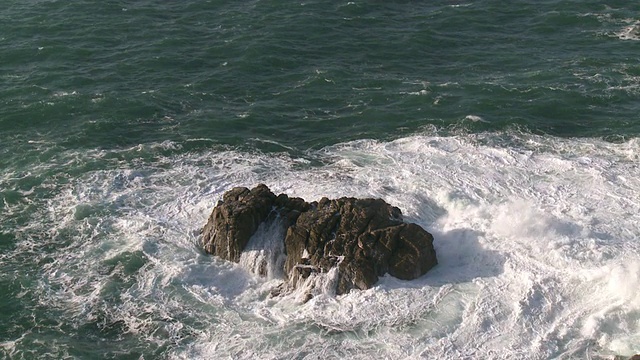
[238,218,287,280]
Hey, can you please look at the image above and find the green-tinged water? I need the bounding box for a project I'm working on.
[2,1,639,152]
[1,1,640,359]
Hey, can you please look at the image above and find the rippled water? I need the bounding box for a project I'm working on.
[1,1,639,359]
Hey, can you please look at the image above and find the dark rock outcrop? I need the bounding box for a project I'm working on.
[202,185,437,296]
[201,184,276,262]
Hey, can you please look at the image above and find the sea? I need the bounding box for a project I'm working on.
[1,1,639,359]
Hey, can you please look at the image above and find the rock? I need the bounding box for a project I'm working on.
[282,197,437,295]
[201,184,437,297]
[201,184,276,262]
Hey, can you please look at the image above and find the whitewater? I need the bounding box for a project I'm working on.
[1,130,638,359]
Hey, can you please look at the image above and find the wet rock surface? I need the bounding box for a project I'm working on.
[202,185,438,296]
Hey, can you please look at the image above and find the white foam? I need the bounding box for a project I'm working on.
[464,114,487,122]
[616,22,640,41]
[589,11,640,42]
[238,219,287,280]
[6,132,640,358]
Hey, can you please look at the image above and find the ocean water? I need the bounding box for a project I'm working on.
[1,1,640,359]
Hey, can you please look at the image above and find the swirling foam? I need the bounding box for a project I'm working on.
[3,132,640,359]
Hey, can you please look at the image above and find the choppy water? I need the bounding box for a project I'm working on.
[1,1,640,359]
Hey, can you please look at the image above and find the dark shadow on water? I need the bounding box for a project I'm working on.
[381,227,506,289]
[398,192,506,287]
[428,228,505,284]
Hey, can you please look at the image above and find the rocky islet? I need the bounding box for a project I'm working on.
[201,184,438,298]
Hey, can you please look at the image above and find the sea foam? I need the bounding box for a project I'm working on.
[4,132,640,359]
